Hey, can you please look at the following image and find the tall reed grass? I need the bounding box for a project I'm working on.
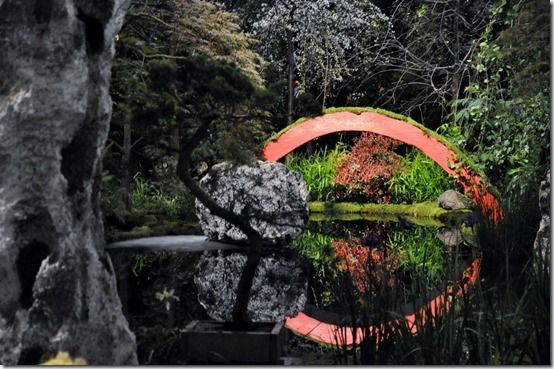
[287,144,348,201]
[329,197,549,365]
[389,149,456,204]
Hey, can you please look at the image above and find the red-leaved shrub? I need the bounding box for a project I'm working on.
[331,240,397,293]
[333,133,402,203]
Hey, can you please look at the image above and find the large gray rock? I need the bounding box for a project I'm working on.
[194,251,307,322]
[533,170,550,267]
[438,190,472,210]
[195,161,309,246]
[0,1,137,365]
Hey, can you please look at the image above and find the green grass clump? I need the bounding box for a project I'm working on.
[288,144,348,201]
[387,226,446,282]
[130,173,190,218]
[266,106,503,201]
[389,149,456,204]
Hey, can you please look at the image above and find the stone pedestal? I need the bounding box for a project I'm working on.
[182,320,285,364]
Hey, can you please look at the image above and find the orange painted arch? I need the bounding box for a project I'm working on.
[262,108,504,223]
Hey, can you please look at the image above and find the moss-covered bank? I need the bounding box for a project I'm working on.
[309,201,472,227]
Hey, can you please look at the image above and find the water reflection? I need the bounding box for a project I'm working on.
[290,214,479,326]
[194,250,307,322]
[107,211,480,362]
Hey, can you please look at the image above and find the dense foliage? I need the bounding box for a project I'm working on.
[288,139,456,204]
[104,0,274,223]
[438,0,549,206]
[251,0,391,108]
[333,133,401,203]
[105,0,549,216]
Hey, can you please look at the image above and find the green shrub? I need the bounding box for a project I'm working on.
[441,0,550,207]
[389,149,456,204]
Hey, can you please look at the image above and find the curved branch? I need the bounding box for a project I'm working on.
[176,116,264,325]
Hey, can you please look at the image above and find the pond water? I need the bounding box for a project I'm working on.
[107,211,480,364]
[290,216,478,324]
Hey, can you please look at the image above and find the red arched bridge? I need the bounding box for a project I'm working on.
[263,107,504,223]
[261,107,502,346]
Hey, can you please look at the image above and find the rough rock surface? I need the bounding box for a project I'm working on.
[194,251,307,322]
[436,227,463,247]
[533,170,550,266]
[438,190,472,210]
[195,161,309,245]
[0,1,137,365]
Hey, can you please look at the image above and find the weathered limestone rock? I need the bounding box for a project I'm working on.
[194,251,307,322]
[0,0,137,365]
[195,161,309,245]
[438,190,472,210]
[533,170,550,267]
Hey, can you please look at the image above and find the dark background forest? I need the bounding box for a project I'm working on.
[102,0,550,230]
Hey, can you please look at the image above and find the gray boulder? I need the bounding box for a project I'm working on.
[195,161,309,246]
[438,190,472,210]
[0,0,137,365]
[437,227,463,247]
[533,170,550,268]
[194,251,307,322]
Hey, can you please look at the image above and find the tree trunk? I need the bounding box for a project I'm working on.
[121,111,132,210]
[322,52,330,110]
[0,0,137,365]
[169,126,180,163]
[451,0,462,125]
[286,29,295,126]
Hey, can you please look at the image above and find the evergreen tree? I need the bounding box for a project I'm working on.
[106,0,268,209]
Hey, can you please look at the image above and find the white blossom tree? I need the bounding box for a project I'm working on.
[252,0,392,113]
